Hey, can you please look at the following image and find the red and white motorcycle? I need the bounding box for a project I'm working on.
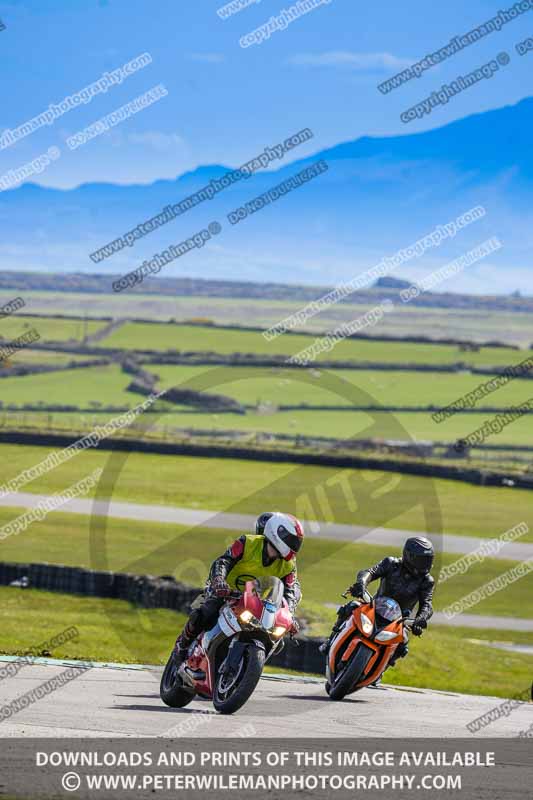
[160,576,297,714]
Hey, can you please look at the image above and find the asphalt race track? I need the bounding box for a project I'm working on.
[0,662,531,738]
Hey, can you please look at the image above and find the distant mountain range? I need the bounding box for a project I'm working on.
[1,270,532,313]
[1,96,532,294]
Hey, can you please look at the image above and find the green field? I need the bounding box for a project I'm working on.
[6,406,533,453]
[99,322,523,367]
[3,289,533,347]
[0,365,138,407]
[0,306,532,701]
[0,315,531,458]
[153,363,533,409]
[0,586,185,665]
[11,349,103,366]
[0,507,531,623]
[2,361,533,447]
[108,406,533,446]
[0,586,531,699]
[1,444,531,542]
[0,315,104,343]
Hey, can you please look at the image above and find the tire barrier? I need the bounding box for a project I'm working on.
[1,430,532,491]
[268,636,325,675]
[0,560,326,675]
[0,561,199,609]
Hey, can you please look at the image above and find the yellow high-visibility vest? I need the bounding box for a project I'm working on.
[226,534,295,592]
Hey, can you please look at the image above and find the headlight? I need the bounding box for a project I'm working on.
[375,630,397,642]
[272,625,287,637]
[360,613,373,636]
[240,610,254,623]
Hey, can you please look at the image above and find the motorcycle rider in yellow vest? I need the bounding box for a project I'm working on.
[172,512,304,666]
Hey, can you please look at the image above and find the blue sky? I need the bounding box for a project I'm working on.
[1,0,532,188]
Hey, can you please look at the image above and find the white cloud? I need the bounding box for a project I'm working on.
[127,131,185,152]
[187,53,225,64]
[287,51,412,71]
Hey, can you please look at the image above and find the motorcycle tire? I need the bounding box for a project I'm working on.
[327,642,374,701]
[213,644,265,715]
[160,654,196,708]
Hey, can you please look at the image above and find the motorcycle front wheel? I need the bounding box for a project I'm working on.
[160,654,196,708]
[213,643,265,714]
[327,642,374,701]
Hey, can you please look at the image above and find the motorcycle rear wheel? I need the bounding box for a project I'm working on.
[160,654,196,708]
[327,643,374,701]
[213,644,265,715]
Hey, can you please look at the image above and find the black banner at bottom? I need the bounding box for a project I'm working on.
[0,739,531,799]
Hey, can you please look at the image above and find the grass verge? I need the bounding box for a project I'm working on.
[0,587,530,700]
[0,511,531,620]
[0,444,532,542]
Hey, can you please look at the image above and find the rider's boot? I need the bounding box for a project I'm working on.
[319,621,343,653]
[172,620,196,667]
[387,639,408,669]
[319,604,351,653]
[171,638,190,668]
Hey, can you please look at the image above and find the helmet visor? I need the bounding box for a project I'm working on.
[278,528,302,554]
[409,553,433,575]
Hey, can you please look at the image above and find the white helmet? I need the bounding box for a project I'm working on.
[263,513,304,561]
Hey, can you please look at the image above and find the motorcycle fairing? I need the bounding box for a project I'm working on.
[219,606,241,636]
[327,599,405,692]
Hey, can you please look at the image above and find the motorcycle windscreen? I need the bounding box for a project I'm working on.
[374,596,402,622]
[254,576,284,630]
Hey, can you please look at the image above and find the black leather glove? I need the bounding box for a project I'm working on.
[211,576,231,597]
[412,616,428,636]
[348,582,365,598]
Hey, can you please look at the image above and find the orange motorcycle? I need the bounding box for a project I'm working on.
[325,590,413,700]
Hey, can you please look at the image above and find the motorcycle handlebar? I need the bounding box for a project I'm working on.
[341,592,415,627]
[342,589,372,602]
[207,588,242,600]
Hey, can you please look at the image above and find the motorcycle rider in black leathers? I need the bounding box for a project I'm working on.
[321,536,435,669]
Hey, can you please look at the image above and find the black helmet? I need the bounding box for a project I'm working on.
[402,536,434,576]
[255,512,275,536]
